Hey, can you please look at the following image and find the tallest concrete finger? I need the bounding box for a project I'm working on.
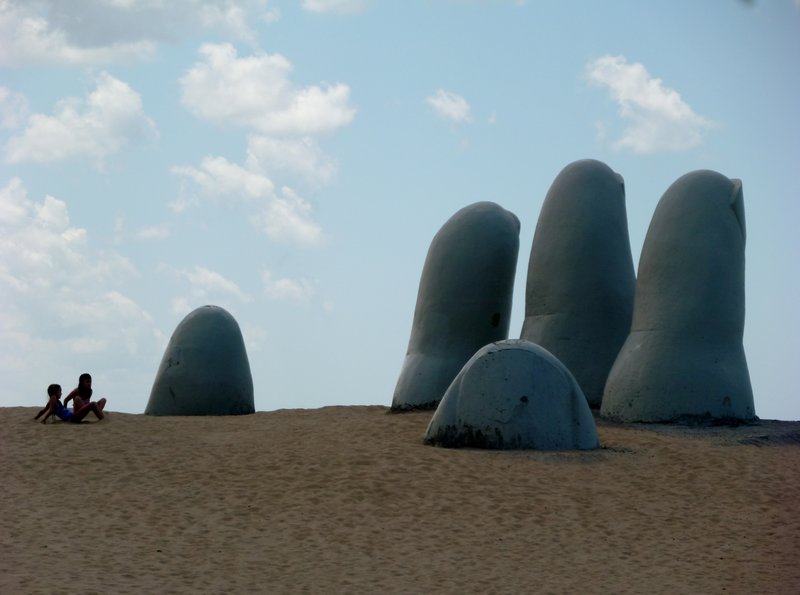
[521,159,635,408]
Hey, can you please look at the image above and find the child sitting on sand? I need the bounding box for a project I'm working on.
[64,373,99,412]
[34,384,106,424]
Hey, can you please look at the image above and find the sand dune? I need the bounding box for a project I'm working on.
[2,406,799,594]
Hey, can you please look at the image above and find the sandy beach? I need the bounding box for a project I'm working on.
[2,405,799,594]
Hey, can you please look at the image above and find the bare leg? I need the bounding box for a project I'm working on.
[73,401,105,421]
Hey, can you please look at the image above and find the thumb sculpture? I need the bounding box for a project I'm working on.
[391,201,520,411]
[424,339,599,450]
[520,159,635,408]
[145,305,255,416]
[601,170,755,422]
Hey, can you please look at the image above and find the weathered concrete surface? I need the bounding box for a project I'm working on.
[601,170,755,423]
[424,339,599,450]
[521,159,635,408]
[146,305,255,416]
[391,202,520,411]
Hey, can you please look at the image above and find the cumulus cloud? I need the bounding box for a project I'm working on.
[175,44,352,245]
[171,156,275,203]
[586,55,713,153]
[0,178,141,291]
[246,135,336,188]
[0,180,87,282]
[171,155,324,246]
[0,177,157,384]
[4,72,158,166]
[162,265,251,315]
[180,43,356,135]
[170,296,192,316]
[426,89,472,123]
[262,270,316,303]
[0,0,277,67]
[135,224,170,240]
[0,86,30,129]
[181,265,252,302]
[251,186,323,246]
[0,176,29,225]
[302,0,366,14]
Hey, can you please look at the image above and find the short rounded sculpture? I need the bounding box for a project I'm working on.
[601,170,755,423]
[424,339,599,450]
[521,159,635,408]
[391,202,520,411]
[145,305,255,416]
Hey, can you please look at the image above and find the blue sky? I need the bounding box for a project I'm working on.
[1,0,798,420]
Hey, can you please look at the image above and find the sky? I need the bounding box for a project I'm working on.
[1,0,798,420]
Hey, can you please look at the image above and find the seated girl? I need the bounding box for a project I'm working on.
[64,373,95,412]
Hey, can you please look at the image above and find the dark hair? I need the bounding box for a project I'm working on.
[78,373,93,399]
[47,384,61,397]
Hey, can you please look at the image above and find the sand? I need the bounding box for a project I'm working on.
[2,405,799,594]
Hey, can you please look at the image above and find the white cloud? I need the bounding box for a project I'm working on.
[171,296,191,316]
[246,135,336,188]
[0,180,87,281]
[166,192,195,214]
[586,54,713,153]
[0,177,156,374]
[34,195,70,230]
[0,176,30,225]
[54,289,150,327]
[171,155,324,246]
[180,43,356,135]
[182,265,252,302]
[0,86,30,129]
[175,44,350,246]
[4,72,158,166]
[302,0,366,14]
[136,224,170,240]
[171,156,275,203]
[163,265,251,310]
[251,186,324,246]
[193,0,277,43]
[262,270,316,302]
[426,89,472,123]
[0,0,277,67]
[0,1,156,67]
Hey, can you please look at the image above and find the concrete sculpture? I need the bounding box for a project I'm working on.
[145,305,255,416]
[391,202,520,411]
[424,339,599,449]
[520,159,635,408]
[601,170,755,422]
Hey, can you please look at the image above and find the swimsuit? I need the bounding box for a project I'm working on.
[54,401,75,423]
[74,389,92,410]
